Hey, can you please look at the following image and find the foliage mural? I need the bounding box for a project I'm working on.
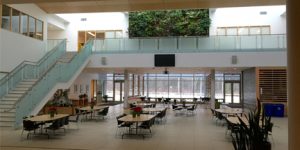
[128,9,211,37]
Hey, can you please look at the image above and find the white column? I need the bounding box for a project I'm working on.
[123,70,130,109]
[287,0,300,149]
[210,69,215,109]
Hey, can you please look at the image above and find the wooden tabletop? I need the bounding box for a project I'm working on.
[119,114,155,122]
[79,105,108,111]
[227,116,246,124]
[215,108,243,114]
[143,108,165,112]
[27,114,69,122]
[134,103,153,107]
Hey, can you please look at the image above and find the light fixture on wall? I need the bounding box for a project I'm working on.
[231,55,238,64]
[88,31,96,37]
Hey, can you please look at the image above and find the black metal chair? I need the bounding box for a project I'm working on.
[97,107,109,120]
[68,114,81,129]
[21,119,40,139]
[138,117,155,137]
[115,114,133,136]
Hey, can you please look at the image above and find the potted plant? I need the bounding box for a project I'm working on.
[233,99,272,150]
[131,106,142,117]
[48,106,57,117]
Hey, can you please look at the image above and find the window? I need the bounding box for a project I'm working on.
[21,13,28,36]
[11,9,20,33]
[217,26,271,35]
[29,16,35,38]
[36,20,43,40]
[1,5,10,30]
[1,5,43,40]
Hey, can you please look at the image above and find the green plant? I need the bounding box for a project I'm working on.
[128,9,211,37]
[232,100,272,150]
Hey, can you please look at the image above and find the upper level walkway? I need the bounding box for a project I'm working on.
[92,34,286,54]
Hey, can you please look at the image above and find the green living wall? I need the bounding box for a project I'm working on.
[128,9,210,37]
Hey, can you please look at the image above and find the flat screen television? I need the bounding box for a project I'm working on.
[154,54,175,67]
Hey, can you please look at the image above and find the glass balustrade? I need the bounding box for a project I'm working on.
[93,34,286,53]
[0,40,66,99]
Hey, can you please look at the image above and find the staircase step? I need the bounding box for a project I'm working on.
[4,93,23,98]
[0,116,15,122]
[0,121,14,127]
[0,112,15,117]
[0,108,16,113]
[16,84,32,88]
[0,97,19,101]
[9,90,26,94]
[13,87,30,91]
[23,79,38,82]
[0,104,14,109]
[0,100,16,105]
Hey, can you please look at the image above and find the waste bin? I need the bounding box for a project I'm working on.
[264,103,284,117]
[264,104,273,117]
[273,104,284,117]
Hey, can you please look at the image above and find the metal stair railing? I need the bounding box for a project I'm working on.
[0,39,66,99]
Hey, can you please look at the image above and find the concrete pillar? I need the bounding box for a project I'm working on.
[287,0,300,149]
[124,70,130,109]
[210,69,215,109]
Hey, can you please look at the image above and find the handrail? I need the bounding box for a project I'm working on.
[93,34,287,53]
[0,39,66,98]
[0,39,65,83]
[14,40,93,127]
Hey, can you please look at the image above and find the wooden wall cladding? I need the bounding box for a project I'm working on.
[258,68,287,102]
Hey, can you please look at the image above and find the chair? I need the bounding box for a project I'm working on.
[45,118,65,137]
[21,120,40,139]
[115,114,133,136]
[138,117,155,136]
[186,104,196,115]
[68,114,81,129]
[156,108,167,124]
[97,107,109,120]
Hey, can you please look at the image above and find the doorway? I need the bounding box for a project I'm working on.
[114,80,124,102]
[224,82,241,104]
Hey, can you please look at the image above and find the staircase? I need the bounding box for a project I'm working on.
[0,79,38,127]
[0,40,67,127]
[0,52,77,127]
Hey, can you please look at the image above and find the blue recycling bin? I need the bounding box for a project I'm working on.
[264,103,284,117]
[264,104,273,117]
[273,104,284,117]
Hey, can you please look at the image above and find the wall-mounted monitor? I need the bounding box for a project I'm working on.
[154,54,175,67]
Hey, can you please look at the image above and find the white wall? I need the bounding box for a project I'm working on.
[0,29,46,72]
[0,4,68,72]
[68,72,99,101]
[87,52,287,68]
[57,13,129,51]
[210,5,286,35]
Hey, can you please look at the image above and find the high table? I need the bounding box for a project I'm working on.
[118,114,156,139]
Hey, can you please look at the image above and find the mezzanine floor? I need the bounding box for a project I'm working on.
[0,104,288,150]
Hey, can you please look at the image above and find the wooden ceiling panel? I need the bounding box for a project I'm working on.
[1,0,286,13]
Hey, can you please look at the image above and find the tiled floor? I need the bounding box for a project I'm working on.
[0,104,288,150]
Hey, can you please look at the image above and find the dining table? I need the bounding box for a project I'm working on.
[118,114,156,139]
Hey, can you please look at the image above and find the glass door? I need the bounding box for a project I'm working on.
[224,82,240,104]
[114,81,124,102]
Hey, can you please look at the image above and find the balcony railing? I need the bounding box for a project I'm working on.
[93,34,286,53]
